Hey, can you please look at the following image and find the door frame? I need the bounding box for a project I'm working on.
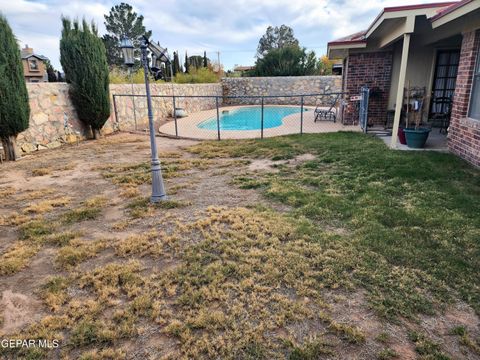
[429,48,461,117]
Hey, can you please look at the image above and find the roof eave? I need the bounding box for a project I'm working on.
[430,0,479,28]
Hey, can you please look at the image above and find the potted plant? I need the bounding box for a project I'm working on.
[403,108,431,148]
[174,108,187,118]
[398,127,407,145]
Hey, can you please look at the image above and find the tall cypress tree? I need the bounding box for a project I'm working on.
[184,51,190,74]
[0,14,30,161]
[172,51,179,76]
[203,51,208,68]
[60,18,110,139]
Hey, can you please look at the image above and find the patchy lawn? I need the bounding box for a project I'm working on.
[0,132,479,359]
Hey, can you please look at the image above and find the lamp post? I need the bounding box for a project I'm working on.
[120,35,167,202]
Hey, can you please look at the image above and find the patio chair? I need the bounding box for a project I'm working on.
[314,93,340,123]
[429,96,452,133]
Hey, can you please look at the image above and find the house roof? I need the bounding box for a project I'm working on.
[327,1,458,47]
[430,0,475,21]
[22,54,49,61]
[234,65,255,71]
[327,30,367,46]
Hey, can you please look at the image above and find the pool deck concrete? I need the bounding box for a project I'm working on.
[158,105,360,140]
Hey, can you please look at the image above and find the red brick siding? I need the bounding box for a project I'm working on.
[448,29,480,167]
[343,52,393,125]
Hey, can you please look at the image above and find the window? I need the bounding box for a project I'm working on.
[29,59,38,71]
[469,46,480,120]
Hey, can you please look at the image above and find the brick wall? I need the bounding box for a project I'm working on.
[448,29,480,167]
[343,52,393,125]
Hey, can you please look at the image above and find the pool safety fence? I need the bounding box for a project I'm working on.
[112,93,347,140]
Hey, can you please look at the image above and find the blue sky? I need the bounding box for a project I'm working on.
[1,0,445,71]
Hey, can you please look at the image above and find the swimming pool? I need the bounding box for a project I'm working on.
[197,106,309,131]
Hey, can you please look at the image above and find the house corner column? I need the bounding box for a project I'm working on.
[390,33,411,148]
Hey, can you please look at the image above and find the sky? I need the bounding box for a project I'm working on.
[1,0,446,71]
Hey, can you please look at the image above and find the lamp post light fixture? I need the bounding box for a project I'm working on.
[120,36,138,130]
[120,36,134,66]
[120,35,168,202]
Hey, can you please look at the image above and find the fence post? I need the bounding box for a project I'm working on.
[173,96,178,137]
[113,95,119,132]
[216,96,221,141]
[300,96,304,135]
[261,97,264,139]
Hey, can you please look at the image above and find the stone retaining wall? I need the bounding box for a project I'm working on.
[17,83,222,153]
[221,76,342,105]
[17,77,341,154]
[112,83,222,132]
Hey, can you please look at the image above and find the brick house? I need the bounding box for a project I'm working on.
[327,0,480,167]
[21,45,48,83]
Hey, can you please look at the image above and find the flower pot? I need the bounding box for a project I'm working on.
[398,127,407,145]
[174,108,186,118]
[403,127,431,148]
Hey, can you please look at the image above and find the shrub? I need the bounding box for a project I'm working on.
[0,14,30,161]
[174,67,219,83]
[109,66,155,84]
[60,18,110,139]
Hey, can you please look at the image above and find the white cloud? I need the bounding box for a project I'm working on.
[0,0,448,70]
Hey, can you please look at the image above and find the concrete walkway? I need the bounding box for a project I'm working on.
[378,128,449,151]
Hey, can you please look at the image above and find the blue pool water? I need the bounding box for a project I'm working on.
[197,106,309,131]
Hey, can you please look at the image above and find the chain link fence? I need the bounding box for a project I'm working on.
[112,92,350,140]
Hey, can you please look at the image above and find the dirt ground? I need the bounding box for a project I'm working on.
[0,133,478,360]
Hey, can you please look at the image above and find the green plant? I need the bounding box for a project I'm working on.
[60,18,110,139]
[109,66,149,84]
[0,14,30,161]
[251,45,318,77]
[174,67,219,83]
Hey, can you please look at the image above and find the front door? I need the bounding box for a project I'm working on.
[430,50,460,116]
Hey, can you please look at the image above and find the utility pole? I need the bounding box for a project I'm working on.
[217,51,221,74]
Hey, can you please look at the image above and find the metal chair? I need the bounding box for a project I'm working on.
[314,93,340,123]
[429,96,452,133]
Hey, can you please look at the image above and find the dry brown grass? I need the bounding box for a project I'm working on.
[114,231,162,257]
[56,239,107,269]
[0,242,40,275]
[0,186,16,197]
[0,212,30,226]
[119,186,140,198]
[23,196,72,214]
[31,167,53,176]
[15,188,55,201]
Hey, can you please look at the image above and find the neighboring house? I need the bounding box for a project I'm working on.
[331,59,343,76]
[233,65,255,76]
[21,45,48,83]
[327,0,480,167]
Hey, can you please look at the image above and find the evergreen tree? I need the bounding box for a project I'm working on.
[203,51,208,67]
[60,18,110,139]
[102,3,151,68]
[45,59,58,82]
[172,51,180,76]
[251,46,318,76]
[189,55,203,69]
[256,25,299,58]
[0,14,30,161]
[184,51,190,73]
